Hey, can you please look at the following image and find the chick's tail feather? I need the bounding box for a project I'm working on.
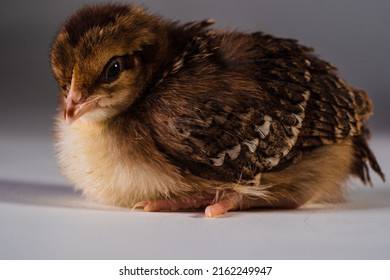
[352,127,385,185]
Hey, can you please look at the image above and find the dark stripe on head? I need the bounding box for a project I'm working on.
[64,4,131,47]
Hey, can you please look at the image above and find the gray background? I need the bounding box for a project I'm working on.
[0,0,389,260]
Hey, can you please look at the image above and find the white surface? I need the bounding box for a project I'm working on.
[0,134,389,259]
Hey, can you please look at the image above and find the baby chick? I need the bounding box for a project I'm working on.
[50,3,384,217]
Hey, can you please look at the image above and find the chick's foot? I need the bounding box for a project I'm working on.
[134,192,256,218]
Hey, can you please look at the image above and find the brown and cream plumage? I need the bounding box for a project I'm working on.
[50,3,384,217]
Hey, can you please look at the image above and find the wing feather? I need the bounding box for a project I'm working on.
[140,30,369,183]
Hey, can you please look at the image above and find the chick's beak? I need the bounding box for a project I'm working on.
[65,87,98,125]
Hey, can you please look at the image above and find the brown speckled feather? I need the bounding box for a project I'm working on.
[139,28,384,183]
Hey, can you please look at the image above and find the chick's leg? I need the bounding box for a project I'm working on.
[134,193,270,218]
[134,194,214,212]
[134,193,249,217]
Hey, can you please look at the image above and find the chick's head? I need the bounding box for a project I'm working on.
[50,4,166,124]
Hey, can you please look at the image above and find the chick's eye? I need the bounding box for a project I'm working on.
[104,58,123,83]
